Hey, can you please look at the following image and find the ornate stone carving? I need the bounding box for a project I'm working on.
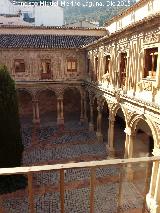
[117,42,130,52]
[144,33,159,44]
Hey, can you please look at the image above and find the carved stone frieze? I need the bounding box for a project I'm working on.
[117,42,130,53]
[144,32,160,44]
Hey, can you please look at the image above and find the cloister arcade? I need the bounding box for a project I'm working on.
[17,85,157,160]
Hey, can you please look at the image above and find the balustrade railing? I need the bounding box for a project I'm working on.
[0,156,160,213]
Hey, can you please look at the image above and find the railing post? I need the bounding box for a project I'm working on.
[142,161,151,213]
[60,169,65,213]
[0,196,4,213]
[90,167,96,213]
[28,172,35,213]
[117,165,124,213]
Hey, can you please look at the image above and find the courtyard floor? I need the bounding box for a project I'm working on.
[0,121,149,213]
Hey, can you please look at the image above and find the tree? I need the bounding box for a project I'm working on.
[0,65,26,194]
[0,65,23,168]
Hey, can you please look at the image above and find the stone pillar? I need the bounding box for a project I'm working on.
[84,96,88,123]
[124,127,135,158]
[146,148,160,213]
[124,127,135,180]
[32,99,40,124]
[89,101,94,132]
[107,115,115,157]
[57,98,64,126]
[80,94,85,123]
[96,105,103,143]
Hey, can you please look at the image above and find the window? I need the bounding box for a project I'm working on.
[41,59,51,79]
[120,52,127,87]
[41,59,51,74]
[148,0,153,12]
[14,59,25,73]
[131,12,135,22]
[95,57,98,81]
[144,48,158,79]
[104,55,110,74]
[67,58,77,72]
[95,57,98,72]
[87,58,90,73]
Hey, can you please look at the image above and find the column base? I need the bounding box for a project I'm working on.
[89,123,94,132]
[146,193,160,213]
[125,164,133,181]
[80,117,85,125]
[32,119,40,125]
[96,132,103,143]
[57,118,64,125]
[107,145,115,158]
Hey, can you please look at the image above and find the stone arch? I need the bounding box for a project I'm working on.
[111,103,128,125]
[63,87,81,123]
[128,114,158,150]
[85,90,90,122]
[93,96,98,131]
[37,89,57,124]
[17,89,33,125]
[111,104,127,158]
[101,99,109,142]
[35,88,56,100]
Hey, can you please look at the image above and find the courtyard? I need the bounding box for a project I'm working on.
[0,120,149,213]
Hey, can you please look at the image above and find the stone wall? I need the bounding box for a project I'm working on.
[0,49,86,82]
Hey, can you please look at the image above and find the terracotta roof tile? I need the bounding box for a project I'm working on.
[0,34,101,49]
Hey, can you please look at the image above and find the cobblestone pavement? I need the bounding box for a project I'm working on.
[1,121,145,213]
[23,143,107,165]
[33,166,120,186]
[2,182,143,213]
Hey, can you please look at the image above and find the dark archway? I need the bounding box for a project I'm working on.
[17,90,33,126]
[133,119,154,157]
[85,91,90,123]
[93,97,98,131]
[38,89,57,125]
[63,88,81,122]
[102,101,109,143]
[114,108,126,158]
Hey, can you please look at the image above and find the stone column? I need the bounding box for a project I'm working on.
[146,148,160,213]
[124,127,135,158]
[107,115,115,157]
[80,94,85,123]
[57,97,64,126]
[156,47,160,88]
[124,127,135,181]
[32,99,40,124]
[96,105,103,143]
[84,96,88,123]
[89,100,94,132]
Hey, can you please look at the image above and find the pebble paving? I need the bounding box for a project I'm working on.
[2,183,143,213]
[1,121,144,212]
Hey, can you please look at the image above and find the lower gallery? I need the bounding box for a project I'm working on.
[0,0,160,212]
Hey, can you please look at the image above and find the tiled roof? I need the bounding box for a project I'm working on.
[0,34,101,49]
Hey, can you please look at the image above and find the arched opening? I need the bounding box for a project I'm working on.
[131,119,154,197]
[93,97,98,131]
[17,90,33,126]
[38,90,57,125]
[102,101,109,143]
[133,119,154,158]
[63,88,81,123]
[114,108,126,158]
[86,91,90,123]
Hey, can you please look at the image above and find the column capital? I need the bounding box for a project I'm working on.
[152,147,160,157]
[32,99,39,104]
[57,96,63,101]
[124,127,132,136]
[97,105,103,113]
